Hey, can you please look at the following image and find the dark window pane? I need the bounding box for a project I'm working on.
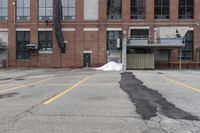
[130,0,146,19]
[16,31,30,60]
[38,31,53,51]
[107,31,122,50]
[180,31,194,60]
[107,0,122,20]
[154,0,169,19]
[179,0,194,19]
[130,29,149,38]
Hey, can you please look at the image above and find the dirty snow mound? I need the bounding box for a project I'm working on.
[96,61,122,71]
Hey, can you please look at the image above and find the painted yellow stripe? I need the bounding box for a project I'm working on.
[161,76,200,93]
[0,77,54,94]
[43,76,90,105]
[0,79,13,83]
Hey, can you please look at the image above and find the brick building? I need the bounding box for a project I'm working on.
[0,0,200,69]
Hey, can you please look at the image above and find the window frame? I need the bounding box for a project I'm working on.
[130,0,146,20]
[179,0,194,19]
[62,0,76,20]
[38,31,53,51]
[107,0,122,20]
[0,0,8,21]
[107,31,122,51]
[179,31,194,60]
[16,31,30,60]
[130,29,149,39]
[38,0,53,21]
[16,0,30,21]
[154,0,170,19]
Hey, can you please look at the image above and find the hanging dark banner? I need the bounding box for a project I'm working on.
[54,0,65,49]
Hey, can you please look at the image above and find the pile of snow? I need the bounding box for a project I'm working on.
[96,61,122,71]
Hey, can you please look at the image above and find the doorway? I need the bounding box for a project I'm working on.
[83,53,91,67]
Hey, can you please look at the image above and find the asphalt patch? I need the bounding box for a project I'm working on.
[157,72,164,74]
[15,78,25,81]
[0,93,18,99]
[119,72,199,121]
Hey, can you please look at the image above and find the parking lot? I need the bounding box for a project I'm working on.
[0,68,200,133]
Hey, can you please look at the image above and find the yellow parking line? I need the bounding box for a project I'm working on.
[161,76,200,93]
[0,79,13,83]
[0,77,54,94]
[43,76,90,105]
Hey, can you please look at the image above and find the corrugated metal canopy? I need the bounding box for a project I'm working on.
[127,43,185,48]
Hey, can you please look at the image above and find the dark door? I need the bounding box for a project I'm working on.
[83,53,91,67]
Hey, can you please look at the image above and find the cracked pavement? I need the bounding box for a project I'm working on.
[0,69,200,133]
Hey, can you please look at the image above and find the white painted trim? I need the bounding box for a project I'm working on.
[39,51,53,54]
[0,28,8,32]
[129,26,150,29]
[188,27,194,30]
[83,50,92,54]
[154,27,194,31]
[83,28,99,31]
[38,28,53,31]
[106,28,122,31]
[62,28,76,32]
[16,28,30,31]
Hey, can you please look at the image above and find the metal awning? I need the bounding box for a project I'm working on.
[157,27,191,39]
[127,43,185,48]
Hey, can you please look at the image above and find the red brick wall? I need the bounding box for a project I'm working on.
[0,0,200,68]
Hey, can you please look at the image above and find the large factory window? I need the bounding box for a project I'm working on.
[154,0,169,19]
[107,0,121,20]
[16,31,30,60]
[0,0,8,20]
[38,31,52,51]
[62,0,76,20]
[17,0,30,21]
[130,0,146,19]
[107,31,122,50]
[180,31,194,60]
[179,0,194,19]
[39,0,53,20]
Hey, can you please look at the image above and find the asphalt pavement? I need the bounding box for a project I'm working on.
[0,68,200,133]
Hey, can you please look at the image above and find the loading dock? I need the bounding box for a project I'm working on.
[122,27,191,70]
